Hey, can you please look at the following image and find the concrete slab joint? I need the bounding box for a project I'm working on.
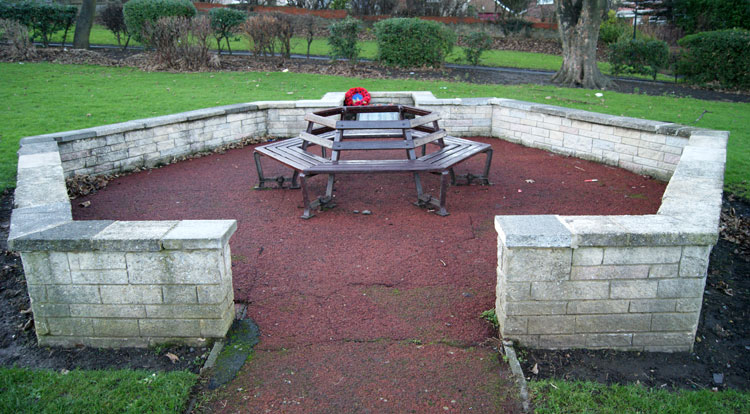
[9,91,727,351]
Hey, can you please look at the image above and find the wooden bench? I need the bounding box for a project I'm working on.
[253,105,492,219]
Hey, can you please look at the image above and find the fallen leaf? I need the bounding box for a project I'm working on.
[166,352,180,363]
[531,363,539,375]
[525,179,535,184]
[20,308,32,314]
[79,200,91,208]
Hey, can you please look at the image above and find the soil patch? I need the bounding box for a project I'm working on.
[519,195,750,391]
[3,45,749,103]
[0,189,210,373]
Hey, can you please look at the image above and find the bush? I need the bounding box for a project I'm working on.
[677,29,750,89]
[497,16,532,36]
[672,0,750,34]
[328,17,361,62]
[98,2,130,48]
[123,0,196,44]
[145,15,215,70]
[373,18,455,68]
[242,14,277,57]
[463,31,492,66]
[271,12,294,59]
[599,10,628,45]
[209,8,245,55]
[0,1,77,47]
[0,18,35,59]
[608,38,669,80]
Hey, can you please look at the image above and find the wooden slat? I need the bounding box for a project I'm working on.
[332,140,412,151]
[300,131,334,149]
[336,120,411,130]
[304,113,338,128]
[409,112,441,128]
[306,159,437,174]
[412,130,447,147]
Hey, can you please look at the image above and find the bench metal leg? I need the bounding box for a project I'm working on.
[451,149,494,186]
[253,152,300,190]
[481,148,493,185]
[299,173,314,219]
[325,174,335,199]
[436,170,450,216]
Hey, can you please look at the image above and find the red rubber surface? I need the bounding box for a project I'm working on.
[74,137,666,413]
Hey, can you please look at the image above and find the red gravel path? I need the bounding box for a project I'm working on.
[73,137,666,413]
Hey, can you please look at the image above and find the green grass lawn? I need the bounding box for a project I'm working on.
[0,367,196,414]
[530,380,750,414]
[48,25,674,81]
[1,63,747,197]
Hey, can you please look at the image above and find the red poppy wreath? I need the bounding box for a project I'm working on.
[344,87,371,106]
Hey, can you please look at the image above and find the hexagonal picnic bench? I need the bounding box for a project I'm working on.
[253,105,493,218]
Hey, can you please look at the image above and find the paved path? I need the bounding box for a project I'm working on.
[74,138,666,413]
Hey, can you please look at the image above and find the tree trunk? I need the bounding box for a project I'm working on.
[552,0,613,89]
[73,0,97,49]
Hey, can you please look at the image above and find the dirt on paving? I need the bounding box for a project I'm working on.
[63,138,669,412]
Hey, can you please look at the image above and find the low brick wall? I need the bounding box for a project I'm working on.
[9,91,727,351]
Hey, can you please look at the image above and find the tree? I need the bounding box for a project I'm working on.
[552,0,612,89]
[73,0,96,49]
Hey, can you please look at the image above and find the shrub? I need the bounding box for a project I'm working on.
[145,15,215,70]
[373,18,455,68]
[463,31,492,66]
[271,12,294,59]
[599,10,628,45]
[209,8,245,55]
[0,1,77,47]
[497,17,532,36]
[608,38,669,80]
[98,2,130,49]
[123,0,196,45]
[677,29,750,89]
[298,14,318,59]
[671,0,750,34]
[328,17,361,62]
[0,18,35,59]
[242,14,277,57]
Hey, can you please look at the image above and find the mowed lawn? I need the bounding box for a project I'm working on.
[1,63,747,197]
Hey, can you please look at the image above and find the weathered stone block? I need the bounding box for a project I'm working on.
[47,285,101,304]
[71,270,129,284]
[144,304,226,319]
[506,301,567,316]
[567,300,629,314]
[571,265,649,280]
[657,278,706,298]
[92,221,178,251]
[496,215,572,248]
[572,248,603,266]
[200,306,235,337]
[21,252,71,284]
[126,251,222,284]
[603,246,682,265]
[139,319,201,337]
[575,314,651,333]
[161,220,237,250]
[538,334,585,348]
[197,284,231,304]
[504,247,572,281]
[632,332,694,346]
[531,281,609,300]
[47,317,94,336]
[31,303,70,317]
[610,280,658,299]
[629,299,676,313]
[585,333,633,347]
[651,313,698,331]
[93,319,140,337]
[500,316,527,335]
[649,264,679,278]
[163,286,198,304]
[528,316,576,334]
[100,285,162,304]
[680,245,711,277]
[70,304,146,318]
[676,298,702,312]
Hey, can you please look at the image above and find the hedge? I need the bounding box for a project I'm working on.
[609,38,669,80]
[677,29,750,89]
[123,0,196,44]
[374,18,455,68]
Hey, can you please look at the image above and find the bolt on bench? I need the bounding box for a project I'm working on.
[253,105,493,219]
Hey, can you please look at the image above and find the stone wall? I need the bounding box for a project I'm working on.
[10,91,727,351]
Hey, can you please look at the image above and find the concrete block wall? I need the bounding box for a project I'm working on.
[494,129,727,352]
[11,91,728,351]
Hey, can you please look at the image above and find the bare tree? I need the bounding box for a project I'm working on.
[552,0,613,89]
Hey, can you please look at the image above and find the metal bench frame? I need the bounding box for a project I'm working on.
[253,105,493,219]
